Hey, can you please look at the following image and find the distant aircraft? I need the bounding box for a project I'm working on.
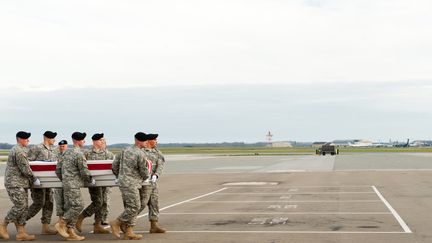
[348,139,372,147]
[394,139,410,148]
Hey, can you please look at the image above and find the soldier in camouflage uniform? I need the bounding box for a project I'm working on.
[54,140,68,227]
[26,131,58,235]
[110,132,150,240]
[140,133,166,233]
[54,132,95,241]
[0,131,37,241]
[76,133,114,234]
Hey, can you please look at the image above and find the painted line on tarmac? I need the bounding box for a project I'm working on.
[0,176,4,190]
[216,192,375,195]
[135,230,407,234]
[160,212,392,215]
[372,186,412,233]
[136,187,228,219]
[223,185,374,188]
[99,187,228,232]
[188,200,382,203]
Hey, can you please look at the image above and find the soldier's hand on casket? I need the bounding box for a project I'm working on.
[33,178,41,186]
[114,178,119,185]
[90,178,96,186]
[151,175,158,183]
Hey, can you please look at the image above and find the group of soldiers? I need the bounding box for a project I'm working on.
[0,130,166,241]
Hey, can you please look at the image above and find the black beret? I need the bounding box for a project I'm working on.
[91,133,104,141]
[58,140,68,145]
[134,132,147,142]
[71,132,86,141]
[43,131,57,139]
[16,131,31,139]
[146,133,159,140]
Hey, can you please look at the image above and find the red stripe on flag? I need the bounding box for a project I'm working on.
[88,164,112,170]
[30,163,112,171]
[30,165,56,171]
[146,159,153,173]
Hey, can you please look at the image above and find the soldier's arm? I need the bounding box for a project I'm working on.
[106,150,115,160]
[111,151,122,177]
[27,145,38,161]
[55,160,62,180]
[77,153,93,183]
[83,150,90,160]
[138,153,150,181]
[153,150,165,177]
[16,150,35,182]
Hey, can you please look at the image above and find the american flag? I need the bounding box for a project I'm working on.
[145,159,153,174]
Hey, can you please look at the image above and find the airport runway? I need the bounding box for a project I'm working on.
[1,153,432,242]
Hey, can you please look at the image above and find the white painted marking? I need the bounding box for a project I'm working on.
[223,182,279,186]
[372,186,412,233]
[189,200,382,203]
[137,187,228,219]
[99,187,228,232]
[268,204,298,209]
[248,217,289,225]
[135,230,408,234]
[214,166,262,170]
[0,176,4,190]
[217,192,375,195]
[227,185,373,188]
[161,212,392,215]
[248,218,267,225]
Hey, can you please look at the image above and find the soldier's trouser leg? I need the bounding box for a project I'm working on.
[5,187,29,225]
[53,188,64,217]
[138,185,151,214]
[41,188,54,224]
[148,184,160,221]
[82,187,103,221]
[100,187,110,223]
[26,188,44,221]
[63,188,84,228]
[118,187,140,226]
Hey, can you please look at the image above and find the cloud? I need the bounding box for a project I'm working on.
[0,0,431,90]
[0,82,431,144]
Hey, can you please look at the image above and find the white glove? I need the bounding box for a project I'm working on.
[114,178,119,185]
[33,178,41,186]
[151,175,158,183]
[90,178,96,186]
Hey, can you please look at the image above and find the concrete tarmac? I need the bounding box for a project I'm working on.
[1,153,432,242]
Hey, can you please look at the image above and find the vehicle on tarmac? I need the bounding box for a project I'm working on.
[316,143,339,156]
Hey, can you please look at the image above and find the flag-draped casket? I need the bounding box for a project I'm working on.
[29,160,150,188]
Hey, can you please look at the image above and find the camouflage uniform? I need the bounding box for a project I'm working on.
[139,148,165,221]
[3,145,35,225]
[26,143,57,224]
[54,150,67,217]
[112,145,149,226]
[83,148,114,222]
[62,147,93,228]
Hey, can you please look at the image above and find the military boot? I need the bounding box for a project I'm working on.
[120,221,127,233]
[41,223,57,235]
[109,219,121,239]
[65,227,85,241]
[15,224,36,241]
[124,226,142,240]
[54,217,70,238]
[75,213,86,233]
[149,220,166,233]
[93,220,110,234]
[0,221,9,240]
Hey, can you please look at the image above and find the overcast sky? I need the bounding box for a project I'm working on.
[0,1,431,143]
